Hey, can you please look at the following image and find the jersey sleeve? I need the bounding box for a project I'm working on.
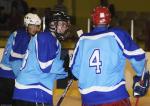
[36,32,60,73]
[9,30,30,77]
[112,28,146,76]
[10,29,30,61]
[0,32,16,78]
[130,58,146,76]
[10,60,22,77]
[113,28,145,60]
[69,39,82,79]
[0,32,15,70]
[49,51,68,79]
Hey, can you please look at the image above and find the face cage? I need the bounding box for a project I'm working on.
[49,21,70,41]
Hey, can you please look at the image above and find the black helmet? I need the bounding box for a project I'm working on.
[45,10,70,41]
[52,11,69,22]
[45,10,69,27]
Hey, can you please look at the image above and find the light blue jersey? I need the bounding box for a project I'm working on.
[0,28,30,79]
[13,31,67,104]
[70,26,146,104]
[0,33,14,79]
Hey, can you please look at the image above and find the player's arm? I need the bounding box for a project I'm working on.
[37,33,68,79]
[36,32,58,73]
[113,29,149,97]
[50,50,68,79]
[69,39,82,79]
[8,31,23,76]
[113,28,145,75]
[1,32,15,61]
[0,32,16,72]
[9,31,28,61]
[121,32,150,97]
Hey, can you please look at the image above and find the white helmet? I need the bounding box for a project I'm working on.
[24,13,41,27]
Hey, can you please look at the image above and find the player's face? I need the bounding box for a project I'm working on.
[27,24,41,36]
[56,21,68,34]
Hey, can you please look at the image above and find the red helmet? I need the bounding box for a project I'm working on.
[91,6,111,26]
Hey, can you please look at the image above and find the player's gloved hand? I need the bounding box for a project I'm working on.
[133,71,150,97]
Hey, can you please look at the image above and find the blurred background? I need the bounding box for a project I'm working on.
[0,0,150,50]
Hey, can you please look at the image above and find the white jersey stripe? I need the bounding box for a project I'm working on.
[15,80,53,95]
[80,32,145,56]
[10,50,25,59]
[0,63,12,71]
[35,37,54,69]
[79,81,125,94]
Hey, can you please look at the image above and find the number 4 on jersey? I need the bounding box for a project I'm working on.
[89,49,102,74]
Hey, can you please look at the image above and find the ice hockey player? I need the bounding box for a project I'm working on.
[12,10,70,106]
[0,13,41,105]
[70,6,149,106]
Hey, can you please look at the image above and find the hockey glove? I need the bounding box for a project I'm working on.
[133,71,150,97]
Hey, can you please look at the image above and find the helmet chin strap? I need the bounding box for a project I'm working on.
[56,27,70,41]
[50,29,64,41]
[49,26,65,41]
[49,27,56,32]
[55,32,65,41]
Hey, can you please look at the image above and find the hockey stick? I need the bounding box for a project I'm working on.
[56,29,83,106]
[135,60,148,106]
[131,19,134,40]
[42,16,45,32]
[77,29,83,37]
[56,79,73,106]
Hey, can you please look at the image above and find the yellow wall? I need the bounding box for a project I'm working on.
[26,0,150,31]
[26,0,55,8]
[26,0,72,14]
[75,0,97,31]
[109,0,150,12]
[26,0,150,11]
[75,0,150,31]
